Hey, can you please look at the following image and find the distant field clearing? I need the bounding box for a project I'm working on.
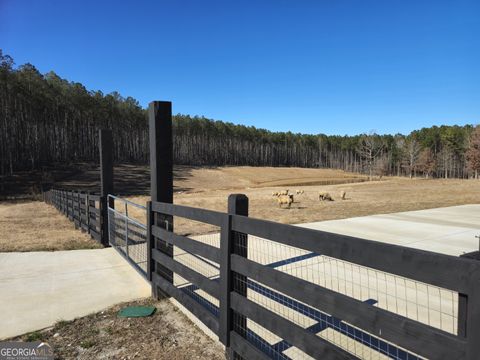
[115,166,480,237]
[3,166,480,252]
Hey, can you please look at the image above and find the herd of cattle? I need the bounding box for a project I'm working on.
[271,189,347,208]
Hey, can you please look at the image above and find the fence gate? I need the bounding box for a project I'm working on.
[107,195,148,279]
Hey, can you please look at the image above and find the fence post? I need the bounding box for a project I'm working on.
[222,194,249,358]
[68,190,72,220]
[68,191,71,219]
[219,211,233,347]
[459,252,480,359]
[79,191,84,231]
[74,191,79,229]
[466,286,480,360]
[148,100,173,299]
[124,200,129,258]
[146,201,154,281]
[99,129,114,247]
[70,190,73,220]
[85,192,90,234]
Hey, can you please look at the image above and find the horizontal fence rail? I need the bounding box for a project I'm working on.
[148,197,480,360]
[44,189,104,245]
[149,200,224,337]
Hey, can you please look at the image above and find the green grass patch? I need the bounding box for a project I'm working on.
[80,339,96,349]
[25,331,43,342]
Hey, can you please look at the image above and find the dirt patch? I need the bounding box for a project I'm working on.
[12,298,224,360]
[0,200,102,252]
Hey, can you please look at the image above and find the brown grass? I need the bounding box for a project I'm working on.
[171,166,369,191]
[117,167,480,236]
[3,166,480,251]
[0,200,102,252]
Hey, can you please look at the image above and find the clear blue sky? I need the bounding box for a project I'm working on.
[1,0,479,135]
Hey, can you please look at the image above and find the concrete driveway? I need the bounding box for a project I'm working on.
[0,248,151,339]
[300,204,480,256]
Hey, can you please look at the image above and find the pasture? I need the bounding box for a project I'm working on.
[118,166,480,237]
[2,165,480,252]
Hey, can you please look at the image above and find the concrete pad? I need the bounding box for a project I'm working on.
[299,204,480,256]
[0,248,151,339]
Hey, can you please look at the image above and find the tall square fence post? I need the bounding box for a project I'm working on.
[146,201,154,282]
[148,101,173,299]
[221,194,249,359]
[459,251,480,359]
[99,129,114,247]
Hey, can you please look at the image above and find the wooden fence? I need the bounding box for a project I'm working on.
[147,194,480,360]
[41,102,480,359]
[44,188,105,245]
[43,185,480,359]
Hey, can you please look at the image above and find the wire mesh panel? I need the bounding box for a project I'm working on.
[153,226,457,359]
[245,234,458,335]
[108,195,148,278]
[150,202,226,339]
[174,230,221,317]
[231,231,463,360]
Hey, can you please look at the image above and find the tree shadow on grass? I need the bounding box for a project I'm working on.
[55,163,197,196]
[0,163,204,199]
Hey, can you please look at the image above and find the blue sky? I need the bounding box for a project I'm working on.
[1,0,479,135]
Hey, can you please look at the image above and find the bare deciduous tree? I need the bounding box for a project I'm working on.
[356,133,385,180]
[403,138,421,178]
[417,148,436,178]
[374,155,390,179]
[466,126,480,179]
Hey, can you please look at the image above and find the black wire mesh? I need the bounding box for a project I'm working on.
[227,231,463,359]
[174,231,221,317]
[108,206,148,277]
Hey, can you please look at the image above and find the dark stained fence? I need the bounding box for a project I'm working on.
[43,100,480,359]
[148,195,480,360]
[45,188,104,244]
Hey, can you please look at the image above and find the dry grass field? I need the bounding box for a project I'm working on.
[0,200,102,252]
[2,165,480,251]
[117,166,480,236]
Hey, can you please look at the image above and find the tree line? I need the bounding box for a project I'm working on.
[1,50,479,181]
